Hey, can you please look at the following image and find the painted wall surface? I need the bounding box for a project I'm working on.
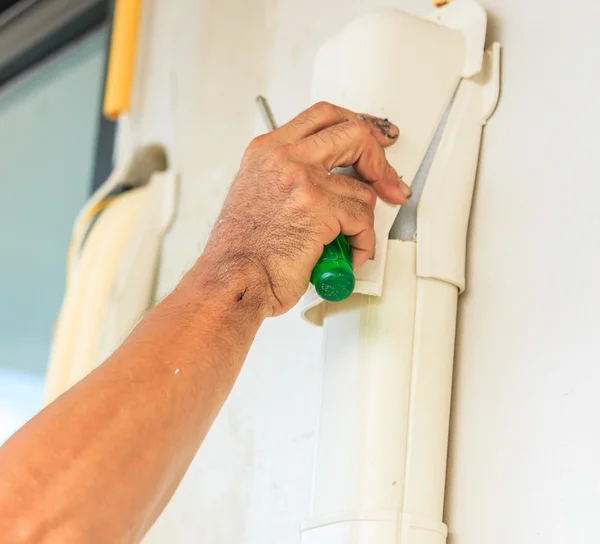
[124,1,600,542]
[0,28,108,375]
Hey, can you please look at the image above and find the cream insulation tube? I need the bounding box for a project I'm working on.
[300,3,500,543]
[45,171,177,403]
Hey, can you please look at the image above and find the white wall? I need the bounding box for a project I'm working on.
[128,1,600,542]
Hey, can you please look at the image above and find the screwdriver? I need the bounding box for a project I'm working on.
[256,96,355,302]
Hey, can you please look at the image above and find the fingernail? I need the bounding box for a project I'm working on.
[398,176,412,198]
[374,117,399,140]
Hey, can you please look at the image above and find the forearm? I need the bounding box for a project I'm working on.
[0,255,267,543]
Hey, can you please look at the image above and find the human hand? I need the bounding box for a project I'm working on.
[202,101,411,317]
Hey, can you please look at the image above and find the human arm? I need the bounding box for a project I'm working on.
[0,102,410,543]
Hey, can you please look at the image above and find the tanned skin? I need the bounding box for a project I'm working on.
[0,102,411,543]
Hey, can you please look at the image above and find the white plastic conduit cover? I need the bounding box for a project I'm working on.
[299,1,500,543]
[300,0,497,324]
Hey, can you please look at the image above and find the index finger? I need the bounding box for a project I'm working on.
[273,101,400,148]
[292,119,411,205]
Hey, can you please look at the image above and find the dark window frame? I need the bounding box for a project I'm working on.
[0,0,116,193]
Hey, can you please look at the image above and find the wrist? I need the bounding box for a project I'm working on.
[182,250,273,322]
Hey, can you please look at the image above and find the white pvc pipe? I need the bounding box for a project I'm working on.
[301,242,457,543]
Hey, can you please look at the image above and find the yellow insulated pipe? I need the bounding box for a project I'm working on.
[103,0,144,120]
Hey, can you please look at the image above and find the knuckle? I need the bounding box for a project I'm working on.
[358,183,377,208]
[246,134,270,154]
[311,101,337,117]
[350,118,373,138]
[260,145,293,174]
[282,159,307,180]
[295,182,324,210]
[355,199,375,226]
[266,144,291,165]
[276,160,309,192]
[344,197,372,223]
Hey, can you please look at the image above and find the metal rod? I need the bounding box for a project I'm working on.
[256,95,278,131]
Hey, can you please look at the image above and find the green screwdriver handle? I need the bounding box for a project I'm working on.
[311,234,356,302]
